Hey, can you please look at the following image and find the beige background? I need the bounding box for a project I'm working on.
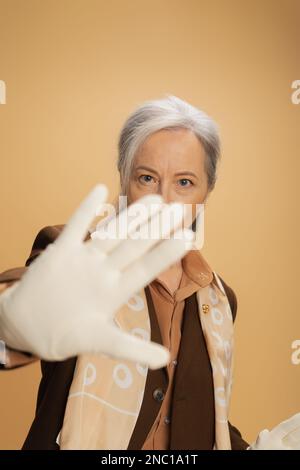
[0,0,299,449]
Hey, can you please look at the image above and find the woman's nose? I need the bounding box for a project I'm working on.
[158,183,172,203]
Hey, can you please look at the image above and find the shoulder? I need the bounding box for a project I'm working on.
[30,224,65,247]
[0,225,66,282]
[26,223,92,266]
[25,224,66,266]
[215,274,238,323]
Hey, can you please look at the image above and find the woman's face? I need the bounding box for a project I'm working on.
[127,128,209,219]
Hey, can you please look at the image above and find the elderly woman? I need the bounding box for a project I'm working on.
[3,95,249,451]
[2,95,299,451]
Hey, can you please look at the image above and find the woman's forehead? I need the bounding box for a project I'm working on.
[133,129,206,173]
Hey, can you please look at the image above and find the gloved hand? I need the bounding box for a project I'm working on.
[248,412,300,450]
[0,184,194,368]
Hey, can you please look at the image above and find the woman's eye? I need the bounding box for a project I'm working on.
[139,175,155,184]
[178,178,193,187]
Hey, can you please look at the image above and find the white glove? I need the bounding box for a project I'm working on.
[0,184,194,368]
[248,412,300,450]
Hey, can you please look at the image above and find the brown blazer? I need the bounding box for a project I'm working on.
[0,225,249,450]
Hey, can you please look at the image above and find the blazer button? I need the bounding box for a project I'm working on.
[153,388,165,403]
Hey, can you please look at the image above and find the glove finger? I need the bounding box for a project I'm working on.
[56,184,108,247]
[107,202,185,272]
[88,194,163,254]
[116,229,194,309]
[88,323,170,370]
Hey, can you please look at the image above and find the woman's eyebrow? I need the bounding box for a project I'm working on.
[174,171,198,179]
[135,166,199,179]
[135,165,160,176]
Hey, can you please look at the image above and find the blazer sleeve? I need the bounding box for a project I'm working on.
[0,225,65,368]
[0,224,65,285]
[217,274,250,450]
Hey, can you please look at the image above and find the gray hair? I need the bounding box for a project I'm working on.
[117,95,221,195]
